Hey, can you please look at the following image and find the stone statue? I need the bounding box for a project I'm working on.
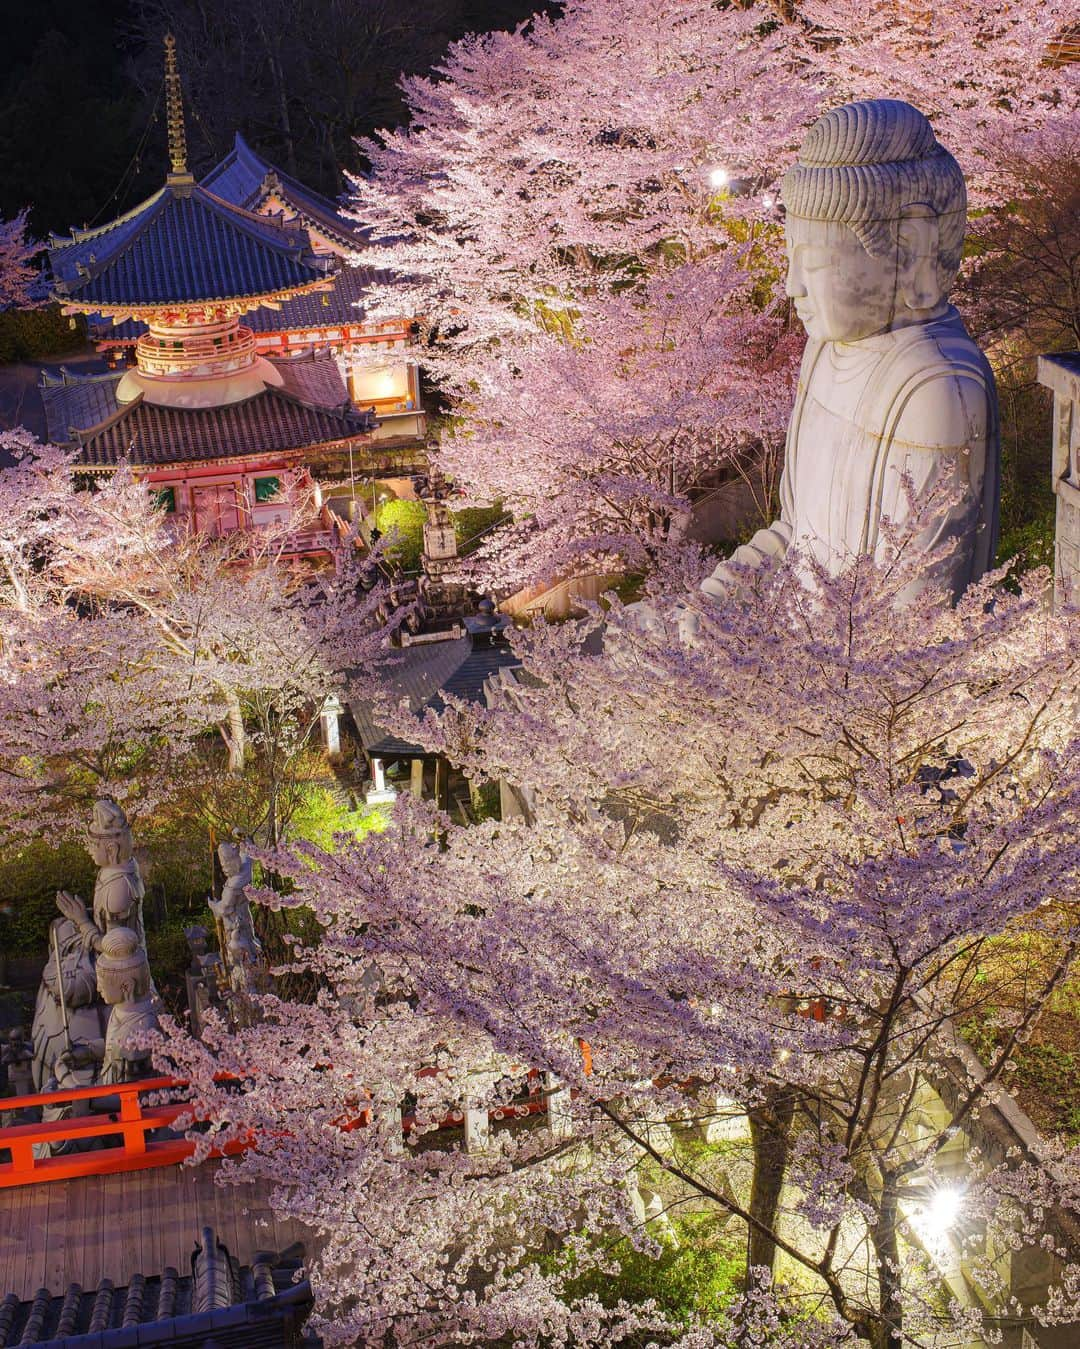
[2,1027,34,1098]
[701,99,999,604]
[209,841,264,996]
[56,800,147,954]
[184,924,225,1038]
[95,926,159,1084]
[36,1042,102,1158]
[30,916,108,1090]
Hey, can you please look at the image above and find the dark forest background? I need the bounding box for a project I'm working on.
[0,0,557,238]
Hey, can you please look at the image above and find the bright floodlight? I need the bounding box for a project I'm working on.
[926,1185,964,1238]
[708,166,730,189]
[761,192,776,209]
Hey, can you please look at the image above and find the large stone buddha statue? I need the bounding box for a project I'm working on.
[702,99,999,603]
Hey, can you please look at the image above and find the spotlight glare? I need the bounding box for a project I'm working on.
[708,166,730,189]
[926,1185,964,1238]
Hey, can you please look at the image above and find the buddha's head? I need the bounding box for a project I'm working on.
[782,100,966,343]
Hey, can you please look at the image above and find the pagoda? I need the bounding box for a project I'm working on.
[70,64,426,454]
[199,135,426,449]
[41,37,381,553]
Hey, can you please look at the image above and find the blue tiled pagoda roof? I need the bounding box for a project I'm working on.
[92,262,373,344]
[49,180,332,311]
[202,134,368,251]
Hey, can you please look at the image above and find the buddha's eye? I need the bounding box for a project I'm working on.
[802,250,831,272]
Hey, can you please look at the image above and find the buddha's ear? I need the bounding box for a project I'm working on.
[897,206,942,310]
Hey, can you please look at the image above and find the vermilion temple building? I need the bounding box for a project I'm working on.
[41,38,424,556]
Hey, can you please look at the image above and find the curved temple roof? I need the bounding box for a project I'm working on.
[201,133,368,252]
[49,181,333,312]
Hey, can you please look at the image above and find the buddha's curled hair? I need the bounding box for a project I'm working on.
[782,99,967,277]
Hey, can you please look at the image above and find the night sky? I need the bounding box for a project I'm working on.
[0,0,558,237]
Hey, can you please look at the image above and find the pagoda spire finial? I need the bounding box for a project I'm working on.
[163,33,191,182]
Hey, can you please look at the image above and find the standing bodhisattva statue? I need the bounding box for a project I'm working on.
[702,99,999,603]
[56,799,147,953]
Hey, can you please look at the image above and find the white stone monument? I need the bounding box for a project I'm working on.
[701,99,1000,604]
[1037,353,1080,608]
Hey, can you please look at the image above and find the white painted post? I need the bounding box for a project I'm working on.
[464,1107,490,1153]
[365,756,397,805]
[543,1072,573,1140]
[319,695,343,757]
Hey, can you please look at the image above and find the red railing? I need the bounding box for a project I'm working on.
[0,1077,247,1189]
[0,1076,554,1190]
[0,1045,592,1189]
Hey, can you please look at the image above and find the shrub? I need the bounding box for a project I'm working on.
[453,504,508,555]
[373,498,427,572]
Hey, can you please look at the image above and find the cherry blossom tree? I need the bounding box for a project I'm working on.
[0,605,208,836]
[0,433,389,840]
[159,495,1080,1347]
[349,0,815,585]
[348,0,1077,588]
[446,261,801,588]
[0,208,39,310]
[792,0,1080,203]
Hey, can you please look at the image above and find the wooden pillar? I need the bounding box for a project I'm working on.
[434,756,449,811]
[409,758,424,797]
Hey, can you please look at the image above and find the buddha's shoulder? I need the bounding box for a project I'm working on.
[866,314,995,445]
[877,311,994,389]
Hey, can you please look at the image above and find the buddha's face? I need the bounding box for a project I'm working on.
[785,216,906,343]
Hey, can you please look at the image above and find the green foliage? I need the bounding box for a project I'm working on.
[994,361,1055,576]
[468,778,501,822]
[373,498,427,572]
[0,836,95,956]
[1012,1042,1080,1132]
[454,504,509,555]
[961,1017,1080,1142]
[998,504,1056,576]
[549,1211,744,1341]
[0,306,86,362]
[286,783,385,850]
[373,499,511,572]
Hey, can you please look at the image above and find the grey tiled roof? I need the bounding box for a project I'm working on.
[49,182,331,310]
[351,636,521,757]
[202,134,368,251]
[39,369,124,444]
[0,1227,312,1349]
[72,387,373,468]
[266,350,350,409]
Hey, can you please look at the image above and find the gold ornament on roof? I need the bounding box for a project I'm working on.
[164,33,190,180]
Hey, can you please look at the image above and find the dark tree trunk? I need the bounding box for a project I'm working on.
[746,1085,795,1282]
[869,1181,903,1349]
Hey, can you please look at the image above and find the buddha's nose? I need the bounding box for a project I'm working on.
[785,261,806,299]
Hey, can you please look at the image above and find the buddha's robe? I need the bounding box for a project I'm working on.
[702,306,999,602]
